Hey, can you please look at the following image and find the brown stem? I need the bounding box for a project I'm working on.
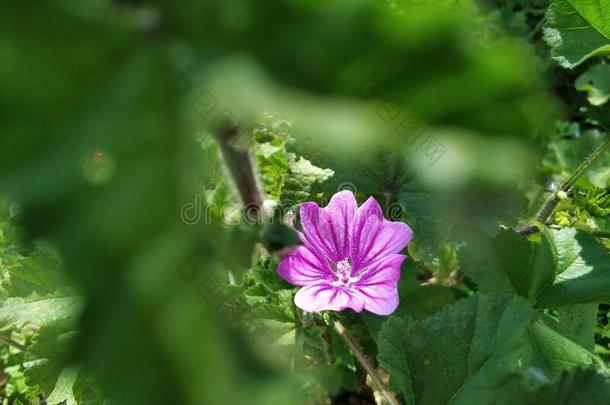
[333,320,400,405]
[0,333,26,352]
[213,126,264,213]
[520,134,610,235]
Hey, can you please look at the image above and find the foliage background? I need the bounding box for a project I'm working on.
[1,0,610,404]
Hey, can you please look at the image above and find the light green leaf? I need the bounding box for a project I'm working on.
[46,367,79,405]
[24,322,80,400]
[544,0,610,68]
[0,297,81,330]
[575,63,610,106]
[282,157,334,207]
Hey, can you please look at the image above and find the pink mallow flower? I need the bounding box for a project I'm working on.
[277,191,413,316]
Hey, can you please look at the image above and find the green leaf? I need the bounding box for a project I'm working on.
[0,297,81,330]
[378,295,596,405]
[457,226,610,308]
[544,304,598,351]
[24,322,79,400]
[576,63,610,106]
[456,226,514,295]
[543,129,610,188]
[526,320,598,376]
[3,243,73,299]
[528,368,610,404]
[46,367,79,405]
[253,114,334,207]
[456,226,556,300]
[362,270,460,334]
[396,284,458,318]
[254,116,292,201]
[544,0,610,68]
[245,257,291,299]
[536,228,610,307]
[574,186,610,217]
[330,329,356,372]
[282,157,334,208]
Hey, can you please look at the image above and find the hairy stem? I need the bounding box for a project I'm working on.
[333,320,400,405]
[213,126,264,212]
[0,333,26,352]
[520,134,610,235]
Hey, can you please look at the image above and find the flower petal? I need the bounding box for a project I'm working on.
[294,282,365,313]
[358,282,399,316]
[357,254,406,285]
[300,190,357,263]
[277,244,332,286]
[351,197,413,271]
[355,254,405,316]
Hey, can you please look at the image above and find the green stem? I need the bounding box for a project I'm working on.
[520,134,610,235]
[333,320,400,405]
[591,230,610,238]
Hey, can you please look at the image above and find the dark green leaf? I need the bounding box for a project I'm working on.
[536,228,610,307]
[378,295,596,405]
[544,0,610,68]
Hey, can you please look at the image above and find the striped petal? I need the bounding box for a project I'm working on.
[351,197,412,272]
[294,282,365,313]
[300,191,357,263]
[277,244,332,286]
[355,254,405,315]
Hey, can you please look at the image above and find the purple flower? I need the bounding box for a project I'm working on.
[277,191,413,315]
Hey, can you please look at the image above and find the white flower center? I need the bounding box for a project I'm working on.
[332,258,359,288]
[336,259,351,275]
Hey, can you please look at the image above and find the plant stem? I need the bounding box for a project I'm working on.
[0,333,26,352]
[591,230,610,238]
[333,320,400,405]
[520,134,610,235]
[213,126,264,213]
